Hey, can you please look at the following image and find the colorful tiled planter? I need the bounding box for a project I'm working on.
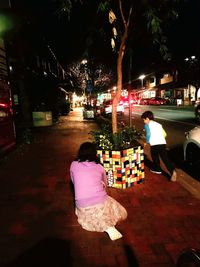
[97,145,145,189]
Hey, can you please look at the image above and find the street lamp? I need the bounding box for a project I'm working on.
[184,55,198,104]
[139,74,145,88]
[81,59,88,98]
[185,55,196,62]
[81,59,87,65]
[81,59,88,80]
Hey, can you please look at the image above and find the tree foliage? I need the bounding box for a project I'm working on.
[65,60,114,95]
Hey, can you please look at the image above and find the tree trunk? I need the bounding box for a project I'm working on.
[112,45,123,133]
[112,33,128,133]
[111,0,132,133]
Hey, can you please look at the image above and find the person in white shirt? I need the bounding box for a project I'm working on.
[141,111,177,182]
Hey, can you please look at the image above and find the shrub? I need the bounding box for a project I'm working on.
[90,124,142,150]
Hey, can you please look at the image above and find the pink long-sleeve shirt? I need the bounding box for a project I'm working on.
[70,161,108,208]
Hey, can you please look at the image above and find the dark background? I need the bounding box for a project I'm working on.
[8,0,200,78]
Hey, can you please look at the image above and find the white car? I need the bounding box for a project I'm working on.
[183,126,200,166]
[103,100,124,115]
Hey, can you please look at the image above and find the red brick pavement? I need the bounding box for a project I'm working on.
[0,107,200,267]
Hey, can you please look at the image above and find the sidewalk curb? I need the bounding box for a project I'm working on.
[177,170,200,200]
[138,139,200,200]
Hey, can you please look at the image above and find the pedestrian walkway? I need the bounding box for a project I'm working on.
[0,107,200,267]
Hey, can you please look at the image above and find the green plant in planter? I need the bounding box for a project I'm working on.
[90,124,142,150]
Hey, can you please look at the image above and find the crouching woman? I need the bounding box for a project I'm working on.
[70,142,127,241]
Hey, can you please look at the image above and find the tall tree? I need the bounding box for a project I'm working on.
[55,0,180,133]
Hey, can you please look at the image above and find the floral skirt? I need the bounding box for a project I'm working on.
[75,196,127,232]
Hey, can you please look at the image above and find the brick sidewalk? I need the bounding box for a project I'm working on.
[0,107,200,267]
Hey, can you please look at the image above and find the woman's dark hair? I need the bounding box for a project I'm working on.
[76,142,99,163]
[141,111,154,120]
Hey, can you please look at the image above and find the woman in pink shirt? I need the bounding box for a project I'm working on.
[70,142,127,240]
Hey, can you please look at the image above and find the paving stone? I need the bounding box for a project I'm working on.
[0,107,200,267]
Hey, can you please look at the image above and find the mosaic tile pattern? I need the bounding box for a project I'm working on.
[97,146,145,189]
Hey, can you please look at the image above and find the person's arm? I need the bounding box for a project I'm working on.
[69,162,75,184]
[101,167,108,188]
[162,127,167,138]
[144,124,151,144]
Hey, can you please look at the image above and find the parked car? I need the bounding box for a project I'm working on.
[138,98,149,105]
[131,97,139,105]
[148,97,168,105]
[103,100,124,115]
[122,99,129,107]
[183,126,200,166]
[194,100,200,122]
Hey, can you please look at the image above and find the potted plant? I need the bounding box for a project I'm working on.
[90,124,145,189]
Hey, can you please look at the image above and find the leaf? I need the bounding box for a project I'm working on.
[90,124,141,150]
[109,10,117,24]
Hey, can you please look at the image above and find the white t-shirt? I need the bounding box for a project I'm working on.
[147,120,166,146]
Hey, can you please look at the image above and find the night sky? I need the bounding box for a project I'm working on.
[168,0,200,58]
[9,0,200,78]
